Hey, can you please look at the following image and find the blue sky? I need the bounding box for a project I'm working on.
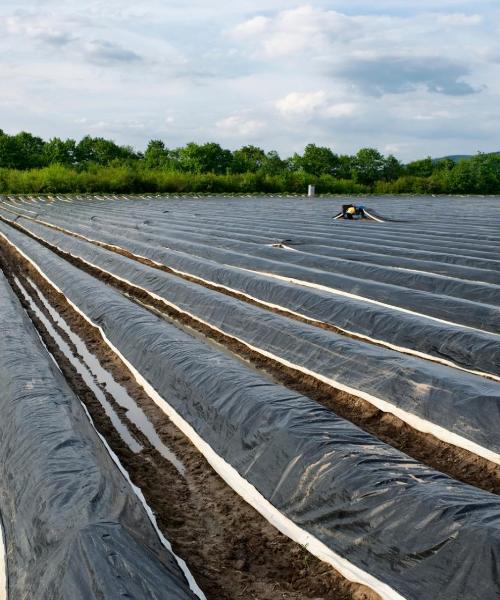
[1,0,499,160]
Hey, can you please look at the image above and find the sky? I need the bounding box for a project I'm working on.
[1,0,499,161]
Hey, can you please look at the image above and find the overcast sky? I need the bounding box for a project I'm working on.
[1,0,499,160]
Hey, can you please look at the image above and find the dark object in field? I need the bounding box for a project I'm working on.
[333,204,384,221]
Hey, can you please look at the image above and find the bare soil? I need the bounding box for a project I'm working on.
[0,239,379,600]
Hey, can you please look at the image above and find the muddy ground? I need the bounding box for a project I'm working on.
[0,240,379,600]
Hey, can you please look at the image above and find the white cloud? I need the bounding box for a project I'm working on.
[1,1,499,160]
[231,16,269,39]
[436,13,483,26]
[276,91,328,117]
[216,115,265,137]
[275,91,357,120]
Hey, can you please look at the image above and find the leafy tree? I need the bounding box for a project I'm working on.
[42,137,77,166]
[144,140,170,169]
[298,144,340,176]
[75,136,137,166]
[232,145,266,173]
[260,150,287,176]
[178,142,233,174]
[433,158,455,172]
[336,155,354,179]
[352,148,386,185]
[383,155,403,181]
[0,131,45,169]
[406,157,434,177]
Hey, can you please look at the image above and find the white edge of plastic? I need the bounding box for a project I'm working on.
[2,214,500,388]
[64,255,500,468]
[3,212,500,387]
[0,232,408,600]
[0,515,6,600]
[0,234,205,600]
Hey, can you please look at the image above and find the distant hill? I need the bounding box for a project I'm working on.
[434,151,500,163]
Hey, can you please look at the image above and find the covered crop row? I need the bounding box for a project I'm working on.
[3,208,497,380]
[2,219,499,465]
[2,202,498,332]
[8,195,500,269]
[1,220,500,600]
[0,270,198,599]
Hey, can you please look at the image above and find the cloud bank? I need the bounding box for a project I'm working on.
[1,1,499,160]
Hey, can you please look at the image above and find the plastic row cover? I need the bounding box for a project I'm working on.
[14,203,498,294]
[11,211,499,332]
[15,194,500,255]
[2,223,500,600]
[8,219,500,459]
[0,271,197,600]
[10,196,500,272]
[8,214,499,379]
[74,216,500,302]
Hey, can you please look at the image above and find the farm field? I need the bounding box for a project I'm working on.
[0,194,499,600]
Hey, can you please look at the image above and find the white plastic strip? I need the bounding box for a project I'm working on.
[78,404,205,599]
[56,253,500,467]
[0,233,406,600]
[0,237,205,600]
[238,268,500,337]
[363,210,385,223]
[0,516,7,600]
[4,215,498,383]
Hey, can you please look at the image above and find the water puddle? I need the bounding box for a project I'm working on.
[14,276,142,454]
[25,277,185,474]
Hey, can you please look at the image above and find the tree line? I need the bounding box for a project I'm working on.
[1,129,499,194]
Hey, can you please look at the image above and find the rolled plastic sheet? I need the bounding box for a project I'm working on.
[0,271,198,600]
[1,224,500,600]
[6,214,499,379]
[3,219,500,462]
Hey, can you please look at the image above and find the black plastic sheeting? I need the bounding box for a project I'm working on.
[4,197,500,277]
[5,209,499,333]
[7,204,498,300]
[6,214,499,379]
[2,220,500,600]
[3,219,500,459]
[0,271,198,600]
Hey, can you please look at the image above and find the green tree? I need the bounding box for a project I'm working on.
[298,144,340,176]
[178,142,233,174]
[144,140,170,169]
[75,136,137,166]
[383,155,403,181]
[352,148,386,185]
[0,131,45,169]
[406,157,434,177]
[42,137,77,166]
[260,150,286,176]
[232,145,266,173]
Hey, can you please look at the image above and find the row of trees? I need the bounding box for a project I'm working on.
[1,128,499,193]
[0,129,451,184]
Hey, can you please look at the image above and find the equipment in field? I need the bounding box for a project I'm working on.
[333,204,385,222]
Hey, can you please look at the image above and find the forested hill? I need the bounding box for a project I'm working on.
[1,129,500,194]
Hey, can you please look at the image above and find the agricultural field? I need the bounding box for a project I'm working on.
[0,193,499,600]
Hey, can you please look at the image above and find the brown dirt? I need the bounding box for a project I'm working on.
[0,240,379,600]
[1,226,498,495]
